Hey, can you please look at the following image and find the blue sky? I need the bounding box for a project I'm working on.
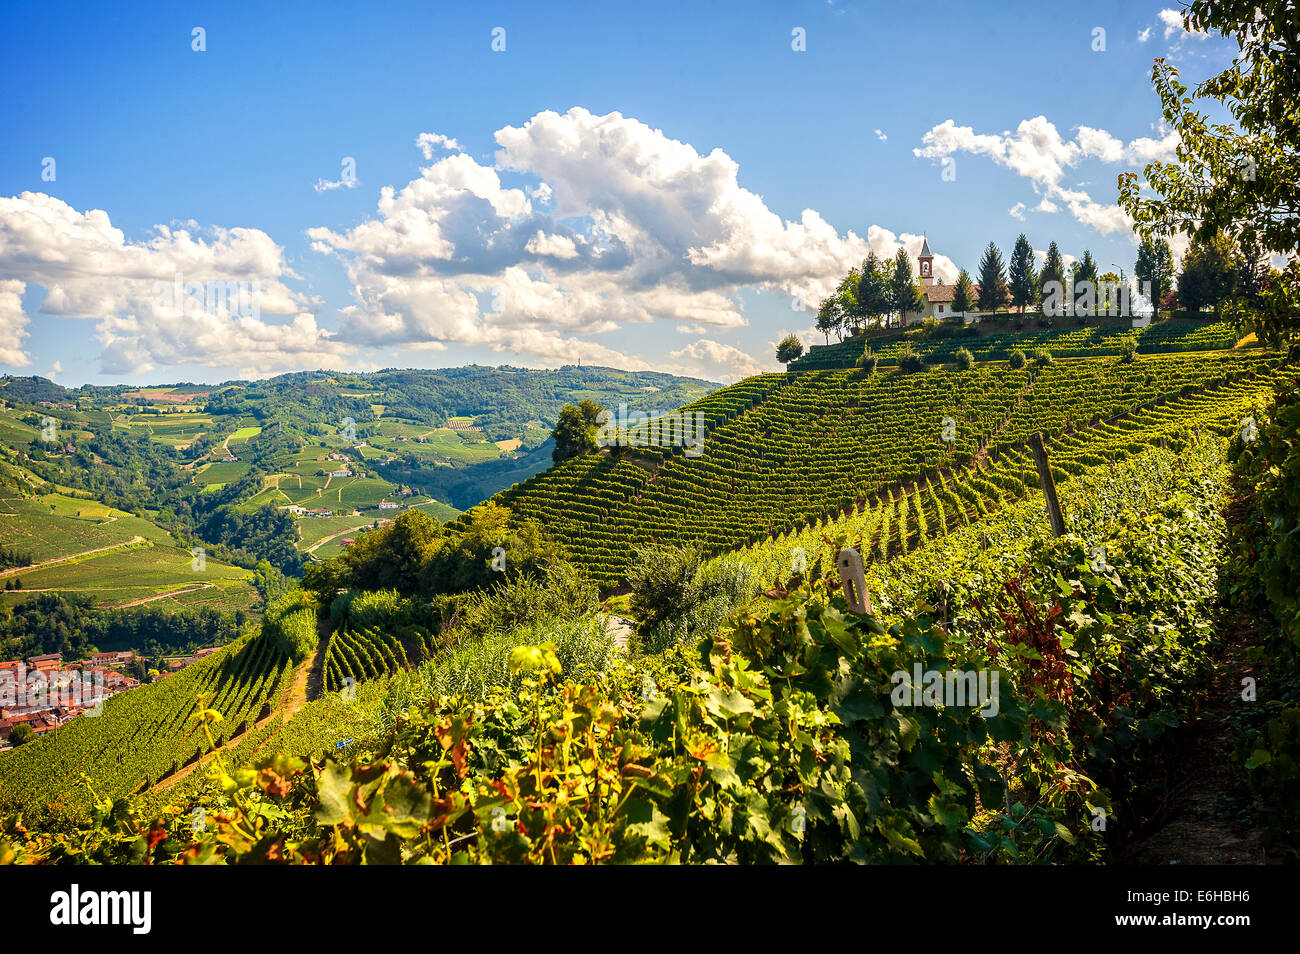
[0,0,1235,386]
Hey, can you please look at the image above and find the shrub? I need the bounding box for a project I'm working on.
[1008,348,1027,370]
[264,588,319,661]
[1031,347,1055,368]
[635,553,762,655]
[897,342,926,373]
[628,544,705,634]
[954,347,975,371]
[855,349,879,374]
[457,560,599,643]
[1119,339,1138,363]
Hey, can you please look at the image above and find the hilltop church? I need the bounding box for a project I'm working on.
[904,238,960,324]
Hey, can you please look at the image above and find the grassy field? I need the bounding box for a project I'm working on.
[196,460,251,484]
[0,493,173,560]
[0,541,256,610]
[229,425,263,442]
[120,412,215,448]
[296,513,381,550]
[410,498,461,521]
[0,492,258,611]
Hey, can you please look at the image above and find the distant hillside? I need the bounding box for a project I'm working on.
[0,364,716,616]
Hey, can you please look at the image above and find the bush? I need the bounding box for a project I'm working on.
[1119,339,1138,363]
[954,347,975,371]
[897,342,926,373]
[456,560,599,644]
[331,588,407,630]
[1031,347,1055,368]
[634,553,762,655]
[855,349,879,374]
[264,589,319,661]
[628,544,705,634]
[1007,348,1027,369]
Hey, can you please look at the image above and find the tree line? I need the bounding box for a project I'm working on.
[787,226,1279,358]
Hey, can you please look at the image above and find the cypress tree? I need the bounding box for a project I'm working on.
[976,242,1006,313]
[1008,233,1037,314]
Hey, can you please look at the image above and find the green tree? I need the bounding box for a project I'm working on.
[1134,237,1175,316]
[889,248,915,326]
[1007,233,1037,314]
[8,723,34,747]
[1178,230,1238,312]
[1097,271,1123,315]
[952,270,974,314]
[1117,1,1300,349]
[815,296,842,343]
[1039,241,1066,299]
[836,269,861,335]
[1071,251,1098,316]
[775,334,804,365]
[855,252,891,329]
[976,242,1006,312]
[1233,231,1271,308]
[551,400,603,464]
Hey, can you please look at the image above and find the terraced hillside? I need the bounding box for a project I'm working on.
[789,318,1239,370]
[0,631,296,822]
[733,364,1291,587]
[498,351,1282,587]
[0,491,257,612]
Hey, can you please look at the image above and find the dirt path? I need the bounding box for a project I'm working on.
[151,636,321,794]
[305,520,387,554]
[601,614,634,649]
[1118,611,1268,864]
[0,535,145,579]
[111,583,213,608]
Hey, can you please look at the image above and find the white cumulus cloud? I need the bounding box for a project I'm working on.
[914,116,1180,237]
[0,192,349,376]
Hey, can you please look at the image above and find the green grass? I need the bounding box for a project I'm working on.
[0,493,258,611]
[0,494,173,561]
[196,460,251,484]
[296,514,379,550]
[409,498,462,522]
[229,425,264,442]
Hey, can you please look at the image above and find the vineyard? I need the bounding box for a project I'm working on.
[323,623,431,692]
[733,366,1287,596]
[0,632,295,822]
[788,319,1240,371]
[0,430,1249,865]
[498,352,1280,588]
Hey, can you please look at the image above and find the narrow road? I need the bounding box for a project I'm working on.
[602,614,634,649]
[0,535,145,579]
[112,582,214,608]
[305,520,388,554]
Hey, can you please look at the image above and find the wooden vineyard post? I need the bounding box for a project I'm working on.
[836,546,873,614]
[1029,432,1067,537]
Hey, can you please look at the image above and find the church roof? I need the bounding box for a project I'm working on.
[922,282,955,303]
[919,237,932,258]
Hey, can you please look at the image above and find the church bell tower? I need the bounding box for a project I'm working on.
[918,237,935,287]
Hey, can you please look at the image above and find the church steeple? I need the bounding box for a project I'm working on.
[918,237,935,286]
